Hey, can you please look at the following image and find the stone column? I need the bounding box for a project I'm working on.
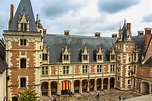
[101,79,103,90]
[149,83,151,94]
[48,82,51,96]
[57,81,61,95]
[71,81,74,94]
[79,80,82,94]
[87,80,90,92]
[108,78,110,89]
[94,79,97,91]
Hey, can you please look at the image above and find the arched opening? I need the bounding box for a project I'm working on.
[82,79,87,92]
[103,78,108,89]
[110,77,115,88]
[141,82,149,94]
[12,97,18,101]
[90,79,94,91]
[41,82,48,96]
[97,79,101,90]
[51,81,57,95]
[74,80,80,93]
[61,80,71,95]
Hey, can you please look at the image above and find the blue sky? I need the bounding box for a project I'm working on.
[0,0,152,38]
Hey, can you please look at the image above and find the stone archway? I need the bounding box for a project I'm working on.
[82,79,87,92]
[103,78,108,89]
[51,81,57,95]
[97,78,102,90]
[61,80,71,95]
[110,77,115,88]
[41,82,48,96]
[74,80,80,93]
[90,79,95,91]
[141,82,149,94]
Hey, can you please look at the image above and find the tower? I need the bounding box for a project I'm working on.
[115,20,137,90]
[3,0,43,100]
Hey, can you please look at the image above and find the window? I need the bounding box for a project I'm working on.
[134,54,136,61]
[117,76,120,81]
[20,39,26,46]
[42,66,48,75]
[21,23,27,31]
[133,65,136,74]
[64,54,69,60]
[97,55,102,60]
[82,65,88,73]
[110,64,115,72]
[20,77,26,88]
[83,55,88,60]
[42,53,48,60]
[63,66,69,74]
[97,65,102,72]
[20,58,26,69]
[128,80,130,84]
[111,55,115,60]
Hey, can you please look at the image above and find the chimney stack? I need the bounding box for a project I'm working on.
[95,32,100,37]
[112,34,117,38]
[64,30,70,35]
[137,31,144,36]
[8,4,14,29]
[43,29,47,34]
[144,28,152,48]
[127,23,131,31]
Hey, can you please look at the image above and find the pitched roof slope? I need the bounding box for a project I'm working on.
[10,0,37,32]
[44,34,117,62]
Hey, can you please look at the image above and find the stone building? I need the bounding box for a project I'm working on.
[3,0,152,100]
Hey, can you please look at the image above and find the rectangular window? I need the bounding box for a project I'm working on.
[42,53,48,60]
[42,66,48,75]
[97,65,102,72]
[82,65,88,73]
[98,55,102,60]
[20,39,26,46]
[111,55,115,60]
[83,55,88,60]
[110,64,115,72]
[63,66,69,74]
[20,78,26,88]
[134,54,136,61]
[20,58,26,69]
[64,54,69,60]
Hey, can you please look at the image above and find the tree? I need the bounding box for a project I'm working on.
[15,88,39,101]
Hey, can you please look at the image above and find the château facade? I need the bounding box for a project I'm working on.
[3,0,152,101]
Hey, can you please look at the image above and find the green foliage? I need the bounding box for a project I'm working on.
[15,88,39,101]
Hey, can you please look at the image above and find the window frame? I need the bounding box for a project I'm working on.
[20,77,26,88]
[63,66,69,74]
[20,58,26,69]
[20,39,27,46]
[82,65,88,73]
[42,66,48,75]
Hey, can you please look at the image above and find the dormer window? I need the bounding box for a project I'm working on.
[110,45,116,62]
[83,55,88,60]
[42,53,48,61]
[96,47,104,63]
[81,47,89,63]
[62,45,70,63]
[18,8,29,31]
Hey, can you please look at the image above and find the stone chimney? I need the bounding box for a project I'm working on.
[95,32,100,37]
[43,29,47,34]
[144,28,152,48]
[137,31,144,36]
[8,4,14,29]
[112,34,117,38]
[64,30,70,35]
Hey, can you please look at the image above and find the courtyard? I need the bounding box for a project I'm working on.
[41,89,141,101]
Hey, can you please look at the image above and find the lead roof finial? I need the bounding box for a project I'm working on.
[36,13,39,21]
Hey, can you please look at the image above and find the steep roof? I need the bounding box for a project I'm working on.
[121,20,127,42]
[44,34,117,62]
[143,56,152,67]
[10,0,37,32]
[0,58,7,74]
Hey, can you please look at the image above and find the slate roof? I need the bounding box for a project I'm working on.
[0,58,7,74]
[143,56,152,67]
[10,0,37,32]
[44,34,117,62]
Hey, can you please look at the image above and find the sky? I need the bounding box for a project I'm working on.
[0,0,152,38]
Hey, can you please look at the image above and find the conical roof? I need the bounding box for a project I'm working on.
[10,0,37,32]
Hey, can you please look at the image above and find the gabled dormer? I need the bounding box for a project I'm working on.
[18,8,29,31]
[110,45,116,63]
[9,0,37,32]
[96,47,104,63]
[42,43,49,63]
[62,45,70,64]
[81,46,89,63]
